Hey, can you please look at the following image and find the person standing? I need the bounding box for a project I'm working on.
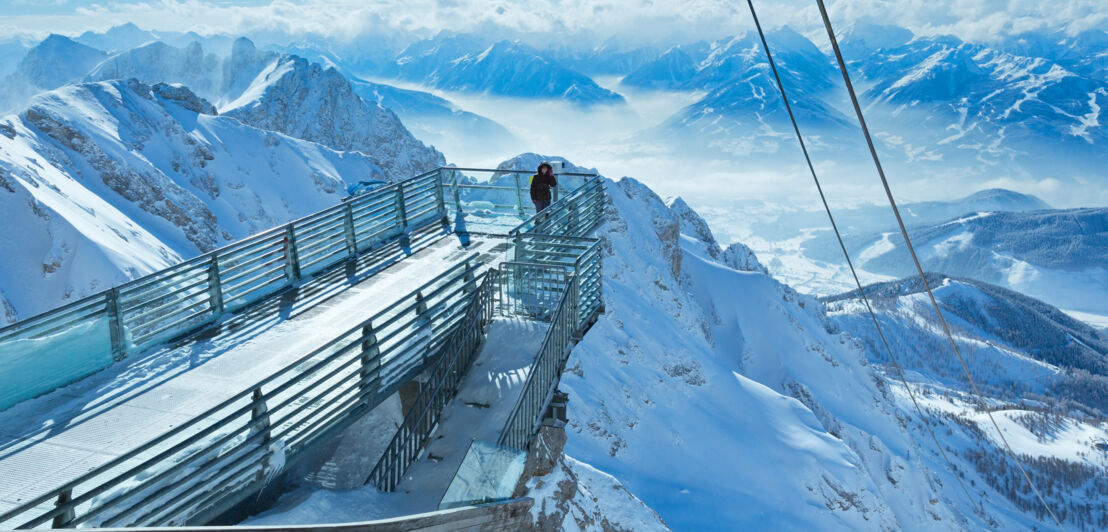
[530,162,558,212]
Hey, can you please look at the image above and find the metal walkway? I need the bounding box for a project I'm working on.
[0,235,506,515]
[0,168,606,529]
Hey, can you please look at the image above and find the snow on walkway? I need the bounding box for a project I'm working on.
[0,232,510,518]
[242,316,548,525]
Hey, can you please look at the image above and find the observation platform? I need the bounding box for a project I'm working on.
[0,167,605,528]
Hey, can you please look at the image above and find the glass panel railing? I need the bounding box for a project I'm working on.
[438,439,528,510]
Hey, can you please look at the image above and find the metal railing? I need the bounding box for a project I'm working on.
[508,176,604,238]
[511,234,603,327]
[498,262,570,320]
[366,270,500,492]
[439,167,598,219]
[0,165,610,528]
[0,171,447,412]
[0,259,483,529]
[497,275,580,451]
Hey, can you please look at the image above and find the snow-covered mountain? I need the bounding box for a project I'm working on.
[82,37,445,180]
[74,22,159,53]
[388,34,626,105]
[801,208,1108,317]
[230,40,514,155]
[619,46,701,89]
[852,30,1108,172]
[0,35,107,113]
[0,79,382,323]
[619,24,1107,187]
[87,41,224,97]
[217,44,444,180]
[544,39,660,76]
[1000,28,1108,82]
[827,274,1108,410]
[627,30,855,152]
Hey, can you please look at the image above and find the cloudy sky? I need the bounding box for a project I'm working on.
[2,0,1106,44]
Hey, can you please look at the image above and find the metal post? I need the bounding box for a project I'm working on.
[207,254,224,316]
[395,186,408,231]
[106,288,126,361]
[360,323,381,402]
[343,202,357,258]
[433,169,447,224]
[463,266,475,290]
[51,489,75,528]
[567,201,579,236]
[452,170,462,214]
[283,224,301,282]
[251,387,271,444]
[415,291,428,316]
[513,174,526,216]
[572,274,583,334]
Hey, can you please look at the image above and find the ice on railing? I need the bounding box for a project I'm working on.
[0,315,113,411]
[438,440,527,510]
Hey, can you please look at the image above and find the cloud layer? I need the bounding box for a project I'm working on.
[2,0,1107,45]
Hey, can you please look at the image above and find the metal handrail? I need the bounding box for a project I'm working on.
[442,166,599,177]
[497,274,579,451]
[0,258,481,529]
[366,269,499,492]
[508,176,604,237]
[439,167,598,221]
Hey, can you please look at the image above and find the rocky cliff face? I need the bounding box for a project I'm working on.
[221,51,444,181]
[0,79,382,322]
[83,38,445,181]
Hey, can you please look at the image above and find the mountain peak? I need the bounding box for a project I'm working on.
[840,21,915,53]
[11,34,107,91]
[231,36,258,57]
[33,34,97,54]
[962,188,1051,209]
[75,22,157,52]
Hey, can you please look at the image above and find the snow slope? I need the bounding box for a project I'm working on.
[556,178,955,530]
[0,79,381,322]
[553,175,1105,530]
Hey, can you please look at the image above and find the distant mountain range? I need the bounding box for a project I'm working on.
[7,23,1105,174]
[803,206,1108,315]
[748,188,1052,241]
[618,23,1108,178]
[385,33,626,105]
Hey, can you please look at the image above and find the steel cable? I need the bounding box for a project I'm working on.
[743,0,986,520]
[813,0,1065,527]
